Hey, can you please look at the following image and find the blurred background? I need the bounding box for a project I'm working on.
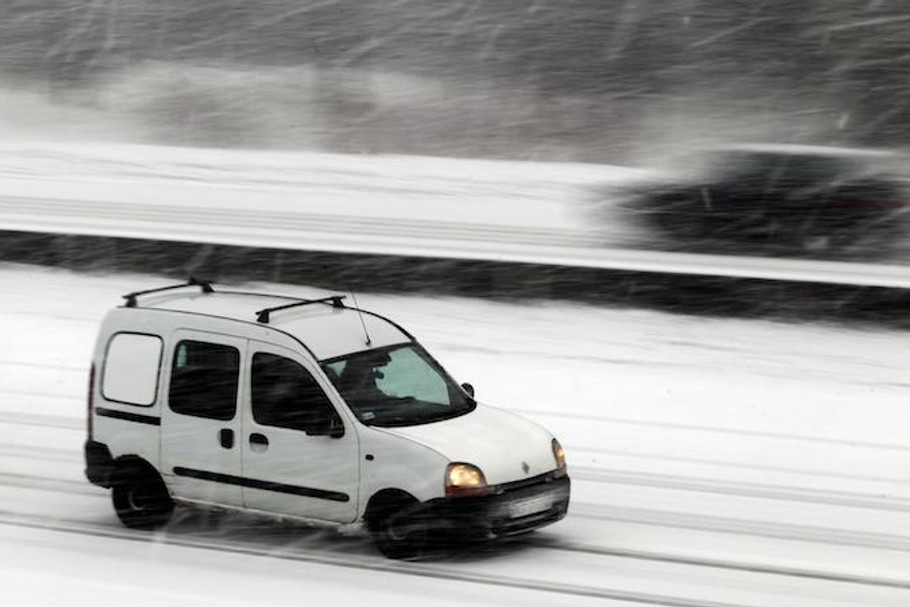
[3,0,909,164]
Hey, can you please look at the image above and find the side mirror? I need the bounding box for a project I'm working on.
[461,382,475,398]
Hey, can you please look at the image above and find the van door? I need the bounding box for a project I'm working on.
[160,331,246,506]
[241,341,359,523]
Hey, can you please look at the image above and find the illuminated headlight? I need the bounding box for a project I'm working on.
[552,438,567,473]
[445,462,491,497]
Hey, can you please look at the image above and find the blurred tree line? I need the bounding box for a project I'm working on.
[2,0,908,160]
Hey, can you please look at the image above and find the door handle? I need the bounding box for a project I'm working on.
[249,432,269,453]
[219,428,234,449]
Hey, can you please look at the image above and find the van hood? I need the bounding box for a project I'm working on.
[377,404,558,485]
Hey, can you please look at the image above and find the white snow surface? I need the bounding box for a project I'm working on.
[5,141,910,287]
[2,264,910,605]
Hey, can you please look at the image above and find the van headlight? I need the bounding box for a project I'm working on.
[445,462,491,497]
[552,438,567,473]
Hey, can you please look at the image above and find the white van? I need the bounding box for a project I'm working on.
[84,279,570,558]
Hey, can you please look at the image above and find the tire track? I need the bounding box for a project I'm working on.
[5,449,910,559]
[0,509,752,607]
[541,539,910,592]
[1,487,908,603]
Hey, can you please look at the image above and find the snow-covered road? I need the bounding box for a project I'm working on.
[3,264,910,605]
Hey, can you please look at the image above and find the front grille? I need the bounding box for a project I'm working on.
[495,469,563,495]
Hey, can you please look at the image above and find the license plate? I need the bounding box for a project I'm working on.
[509,492,557,518]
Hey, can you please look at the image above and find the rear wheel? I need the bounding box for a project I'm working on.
[112,465,174,530]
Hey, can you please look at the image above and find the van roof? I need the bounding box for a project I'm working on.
[132,287,413,361]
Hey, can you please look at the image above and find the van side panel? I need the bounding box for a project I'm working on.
[159,329,245,506]
[356,427,448,515]
[91,309,166,473]
[90,304,451,524]
[95,415,161,467]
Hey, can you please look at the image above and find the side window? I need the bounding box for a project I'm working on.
[252,352,340,434]
[102,333,163,406]
[169,340,239,421]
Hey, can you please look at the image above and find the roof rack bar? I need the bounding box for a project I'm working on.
[256,295,346,324]
[123,277,214,308]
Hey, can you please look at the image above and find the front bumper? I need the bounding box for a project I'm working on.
[415,471,570,541]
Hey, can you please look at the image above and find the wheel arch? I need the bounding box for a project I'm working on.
[363,488,420,532]
[110,454,165,487]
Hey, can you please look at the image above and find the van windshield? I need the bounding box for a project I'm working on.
[321,344,476,427]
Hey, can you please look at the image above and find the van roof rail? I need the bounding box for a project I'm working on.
[123,277,214,308]
[256,295,346,324]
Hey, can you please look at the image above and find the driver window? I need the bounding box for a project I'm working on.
[251,352,340,434]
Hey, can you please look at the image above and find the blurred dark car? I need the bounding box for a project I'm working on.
[610,145,910,258]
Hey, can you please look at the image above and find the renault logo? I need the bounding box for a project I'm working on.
[521,461,530,475]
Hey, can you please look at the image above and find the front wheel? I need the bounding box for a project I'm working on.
[112,468,174,530]
[372,507,428,560]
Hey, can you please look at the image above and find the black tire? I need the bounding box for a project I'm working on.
[112,466,174,530]
[371,501,428,560]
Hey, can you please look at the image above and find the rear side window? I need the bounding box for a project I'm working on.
[102,333,163,407]
[169,340,240,421]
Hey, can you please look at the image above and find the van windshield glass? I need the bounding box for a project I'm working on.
[322,344,475,427]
